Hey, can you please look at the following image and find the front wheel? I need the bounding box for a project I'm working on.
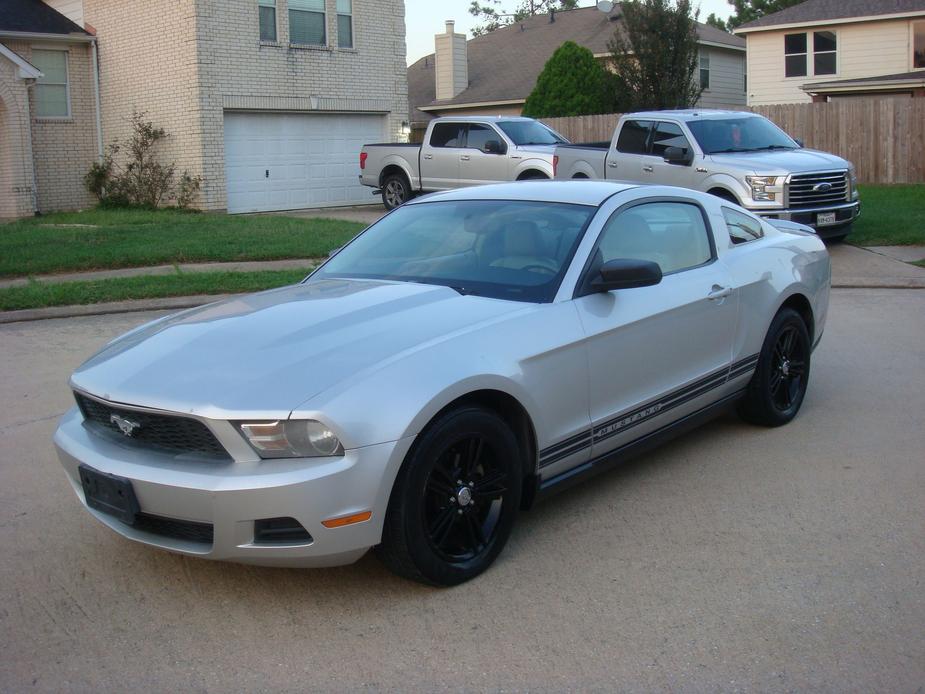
[375,407,522,586]
[381,173,410,210]
[738,307,811,427]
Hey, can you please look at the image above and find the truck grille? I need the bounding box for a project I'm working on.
[787,171,849,208]
[74,392,230,460]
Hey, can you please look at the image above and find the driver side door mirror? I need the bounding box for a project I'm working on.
[590,258,663,293]
[483,140,507,155]
[663,146,693,166]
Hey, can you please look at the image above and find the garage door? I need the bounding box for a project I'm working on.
[224,112,386,213]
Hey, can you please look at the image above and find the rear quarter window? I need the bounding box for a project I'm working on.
[723,207,765,245]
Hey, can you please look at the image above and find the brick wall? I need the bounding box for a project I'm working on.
[0,52,37,219]
[4,40,98,214]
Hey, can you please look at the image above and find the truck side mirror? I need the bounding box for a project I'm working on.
[484,140,506,155]
[663,146,693,166]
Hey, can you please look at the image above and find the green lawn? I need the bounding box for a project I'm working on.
[0,208,364,278]
[0,268,310,312]
[851,185,925,246]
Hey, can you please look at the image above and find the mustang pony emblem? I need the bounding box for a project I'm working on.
[110,413,141,437]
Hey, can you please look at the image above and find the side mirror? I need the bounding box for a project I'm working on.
[794,138,804,148]
[484,140,506,155]
[663,146,693,165]
[591,259,662,292]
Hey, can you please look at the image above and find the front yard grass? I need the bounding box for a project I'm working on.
[0,268,310,312]
[851,185,925,246]
[0,208,364,279]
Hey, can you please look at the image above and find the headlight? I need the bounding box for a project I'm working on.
[848,165,859,199]
[745,175,781,201]
[237,420,344,459]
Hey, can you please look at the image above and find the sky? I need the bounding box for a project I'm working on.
[404,0,735,65]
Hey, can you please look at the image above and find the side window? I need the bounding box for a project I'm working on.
[465,124,498,151]
[650,122,690,158]
[597,202,712,275]
[31,49,69,118]
[616,120,653,155]
[723,207,764,245]
[258,0,277,41]
[784,32,807,77]
[430,123,463,148]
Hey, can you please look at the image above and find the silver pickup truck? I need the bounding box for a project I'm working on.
[554,110,860,240]
[360,116,568,210]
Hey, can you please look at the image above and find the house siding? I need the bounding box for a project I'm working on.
[698,46,747,109]
[745,18,917,105]
[194,0,408,210]
[5,40,97,213]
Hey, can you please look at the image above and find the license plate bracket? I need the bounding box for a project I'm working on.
[78,464,139,525]
[817,211,837,226]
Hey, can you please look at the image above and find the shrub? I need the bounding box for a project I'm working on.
[85,111,202,209]
[522,41,619,118]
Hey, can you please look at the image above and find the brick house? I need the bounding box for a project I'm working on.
[0,0,409,218]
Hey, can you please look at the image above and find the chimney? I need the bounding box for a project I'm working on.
[434,20,468,101]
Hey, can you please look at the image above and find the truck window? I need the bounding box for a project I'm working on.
[650,122,690,157]
[465,124,498,151]
[616,120,653,155]
[430,123,463,148]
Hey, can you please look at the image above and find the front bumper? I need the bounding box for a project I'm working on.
[53,407,413,567]
[752,200,860,236]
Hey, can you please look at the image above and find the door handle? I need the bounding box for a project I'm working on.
[707,285,732,300]
[643,165,654,173]
[607,162,618,168]
[423,154,433,160]
[460,155,471,161]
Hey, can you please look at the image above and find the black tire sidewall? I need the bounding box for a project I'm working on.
[387,407,522,586]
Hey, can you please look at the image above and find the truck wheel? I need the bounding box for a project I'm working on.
[382,173,410,210]
[709,189,739,205]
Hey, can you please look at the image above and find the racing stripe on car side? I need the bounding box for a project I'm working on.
[538,353,760,469]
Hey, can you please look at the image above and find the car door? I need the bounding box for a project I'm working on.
[571,197,739,461]
[458,124,510,186]
[607,119,654,181]
[421,122,464,190]
[647,120,704,189]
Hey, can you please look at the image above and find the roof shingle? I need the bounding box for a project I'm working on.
[735,0,925,31]
[0,0,88,35]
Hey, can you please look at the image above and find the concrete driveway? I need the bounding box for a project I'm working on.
[1,289,923,691]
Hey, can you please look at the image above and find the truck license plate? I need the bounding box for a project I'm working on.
[817,212,837,226]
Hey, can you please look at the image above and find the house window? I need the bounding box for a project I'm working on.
[813,31,836,75]
[784,33,807,77]
[337,0,353,48]
[914,21,925,69]
[699,52,710,89]
[258,0,277,42]
[31,49,69,118]
[289,0,326,46]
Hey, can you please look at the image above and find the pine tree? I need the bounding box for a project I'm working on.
[522,41,617,118]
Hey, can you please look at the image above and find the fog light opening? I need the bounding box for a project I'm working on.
[253,517,313,545]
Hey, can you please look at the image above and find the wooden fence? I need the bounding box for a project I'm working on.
[540,98,925,184]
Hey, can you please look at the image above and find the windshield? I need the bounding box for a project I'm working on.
[688,116,798,154]
[313,200,595,302]
[497,120,569,146]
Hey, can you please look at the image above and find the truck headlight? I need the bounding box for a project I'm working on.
[237,420,344,458]
[745,175,780,202]
[848,165,859,199]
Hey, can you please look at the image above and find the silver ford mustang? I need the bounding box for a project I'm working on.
[54,182,830,585]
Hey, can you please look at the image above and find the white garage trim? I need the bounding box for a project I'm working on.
[224,111,386,213]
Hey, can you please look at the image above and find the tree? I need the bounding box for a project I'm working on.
[522,41,618,118]
[469,0,578,37]
[608,0,703,111]
[726,0,806,29]
[704,12,729,32]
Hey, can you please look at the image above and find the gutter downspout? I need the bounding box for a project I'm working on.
[91,38,103,161]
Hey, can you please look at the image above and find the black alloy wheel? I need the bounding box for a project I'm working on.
[376,407,522,585]
[738,307,811,427]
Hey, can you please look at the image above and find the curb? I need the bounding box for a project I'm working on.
[1,282,923,325]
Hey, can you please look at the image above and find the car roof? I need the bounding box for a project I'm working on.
[431,116,540,124]
[406,181,639,207]
[627,109,761,122]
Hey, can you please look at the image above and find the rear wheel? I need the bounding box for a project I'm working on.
[376,407,522,586]
[738,308,811,427]
[381,173,410,210]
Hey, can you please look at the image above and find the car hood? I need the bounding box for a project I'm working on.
[71,279,527,419]
[708,148,850,174]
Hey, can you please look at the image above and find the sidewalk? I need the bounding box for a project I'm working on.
[2,242,923,324]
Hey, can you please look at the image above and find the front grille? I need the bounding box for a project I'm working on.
[134,513,214,544]
[788,171,849,208]
[75,392,230,460]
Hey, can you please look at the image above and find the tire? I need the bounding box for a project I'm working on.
[381,173,410,210]
[375,406,522,586]
[738,307,811,427]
